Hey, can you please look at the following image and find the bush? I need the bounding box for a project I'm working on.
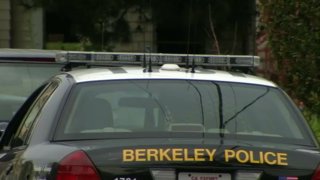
[259,0,320,115]
[304,110,320,141]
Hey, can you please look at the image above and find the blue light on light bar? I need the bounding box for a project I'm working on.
[55,51,260,67]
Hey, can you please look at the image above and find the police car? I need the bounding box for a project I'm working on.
[0,49,63,133]
[0,51,319,180]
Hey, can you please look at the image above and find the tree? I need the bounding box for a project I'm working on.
[150,0,254,54]
[259,0,320,114]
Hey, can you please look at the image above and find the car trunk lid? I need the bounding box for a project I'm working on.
[57,138,320,180]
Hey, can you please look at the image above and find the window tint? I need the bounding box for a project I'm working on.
[0,63,62,121]
[56,80,311,145]
[219,83,304,139]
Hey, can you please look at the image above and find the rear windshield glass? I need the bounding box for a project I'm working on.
[0,63,62,121]
[55,80,311,145]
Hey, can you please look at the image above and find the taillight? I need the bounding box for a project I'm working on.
[56,150,100,180]
[312,165,320,180]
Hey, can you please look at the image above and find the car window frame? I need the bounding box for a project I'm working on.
[0,84,45,149]
[10,80,59,148]
[0,80,59,150]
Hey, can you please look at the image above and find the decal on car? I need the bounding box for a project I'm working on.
[122,148,288,166]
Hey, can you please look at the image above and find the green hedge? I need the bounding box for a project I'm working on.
[305,111,320,141]
[259,0,320,115]
[46,42,84,51]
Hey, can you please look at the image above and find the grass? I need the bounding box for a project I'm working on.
[304,112,320,141]
[46,42,84,51]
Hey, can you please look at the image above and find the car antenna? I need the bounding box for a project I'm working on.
[144,45,152,72]
[191,59,195,73]
[61,62,72,72]
[143,53,147,72]
[142,0,152,73]
[185,55,190,72]
[186,0,192,73]
[148,53,152,72]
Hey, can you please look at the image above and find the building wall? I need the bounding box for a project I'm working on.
[11,0,43,48]
[0,0,43,49]
[0,0,10,48]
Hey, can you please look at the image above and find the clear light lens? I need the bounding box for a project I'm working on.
[151,169,175,180]
[235,171,262,180]
[55,51,260,67]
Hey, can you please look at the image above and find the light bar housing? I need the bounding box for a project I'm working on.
[0,48,60,63]
[56,51,260,68]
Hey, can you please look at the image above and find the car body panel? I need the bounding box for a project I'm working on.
[0,139,319,179]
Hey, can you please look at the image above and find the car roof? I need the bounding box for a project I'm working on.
[62,66,277,87]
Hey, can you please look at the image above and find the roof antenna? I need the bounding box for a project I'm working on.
[185,55,189,71]
[141,0,148,72]
[61,63,72,72]
[143,53,147,72]
[148,55,152,72]
[144,44,152,72]
[191,59,195,73]
[186,0,192,72]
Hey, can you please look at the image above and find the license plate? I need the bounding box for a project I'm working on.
[179,172,231,180]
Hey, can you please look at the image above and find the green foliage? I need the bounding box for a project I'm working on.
[150,0,252,53]
[260,0,320,115]
[46,42,84,51]
[304,110,320,141]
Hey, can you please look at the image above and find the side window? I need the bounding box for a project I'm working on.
[0,63,62,121]
[10,80,59,148]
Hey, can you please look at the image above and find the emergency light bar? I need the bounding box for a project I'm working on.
[0,49,59,63]
[56,51,260,67]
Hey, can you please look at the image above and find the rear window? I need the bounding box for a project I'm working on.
[0,63,62,121]
[55,80,312,145]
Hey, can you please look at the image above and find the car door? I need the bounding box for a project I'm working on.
[0,80,59,179]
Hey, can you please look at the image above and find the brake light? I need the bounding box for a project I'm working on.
[312,165,320,180]
[56,150,100,180]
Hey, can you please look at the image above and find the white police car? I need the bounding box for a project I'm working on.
[0,51,319,180]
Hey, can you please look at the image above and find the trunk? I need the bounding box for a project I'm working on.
[58,138,320,180]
